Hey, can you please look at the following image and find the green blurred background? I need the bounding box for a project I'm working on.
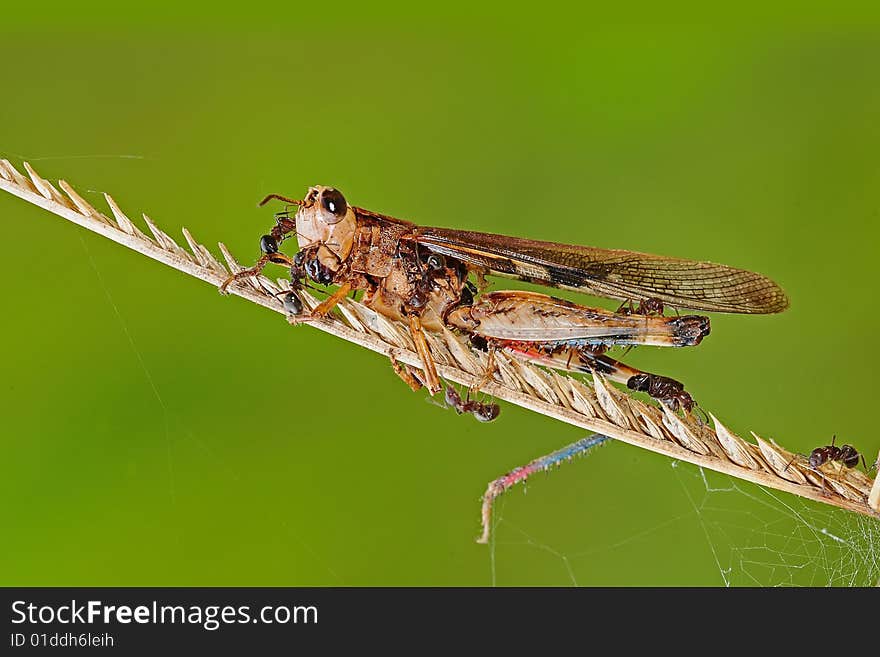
[2,3,879,586]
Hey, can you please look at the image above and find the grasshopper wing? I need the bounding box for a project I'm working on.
[412,228,789,314]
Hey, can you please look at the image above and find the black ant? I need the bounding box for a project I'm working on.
[785,435,867,476]
[807,435,866,470]
[444,386,500,423]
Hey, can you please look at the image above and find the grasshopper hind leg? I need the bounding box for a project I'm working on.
[388,353,426,393]
[406,315,442,395]
[577,348,695,413]
[501,342,695,413]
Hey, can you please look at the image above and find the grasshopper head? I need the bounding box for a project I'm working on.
[296,185,356,261]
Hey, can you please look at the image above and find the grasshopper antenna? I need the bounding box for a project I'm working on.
[259,193,305,207]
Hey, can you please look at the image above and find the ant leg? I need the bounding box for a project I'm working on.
[219,211,298,294]
[638,298,665,316]
[469,343,498,397]
[812,470,833,496]
[616,297,665,316]
[219,252,294,293]
[615,299,636,315]
[445,386,467,415]
[446,385,499,422]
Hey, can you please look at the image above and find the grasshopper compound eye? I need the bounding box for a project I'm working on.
[320,188,348,220]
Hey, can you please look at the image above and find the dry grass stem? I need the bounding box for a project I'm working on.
[2,158,878,538]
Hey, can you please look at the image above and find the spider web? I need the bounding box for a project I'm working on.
[486,454,880,587]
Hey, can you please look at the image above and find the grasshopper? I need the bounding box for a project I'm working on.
[221,186,788,417]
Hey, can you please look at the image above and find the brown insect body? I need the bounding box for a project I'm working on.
[445,291,709,347]
[223,186,789,415]
[358,241,469,334]
[444,386,501,423]
[809,436,864,470]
